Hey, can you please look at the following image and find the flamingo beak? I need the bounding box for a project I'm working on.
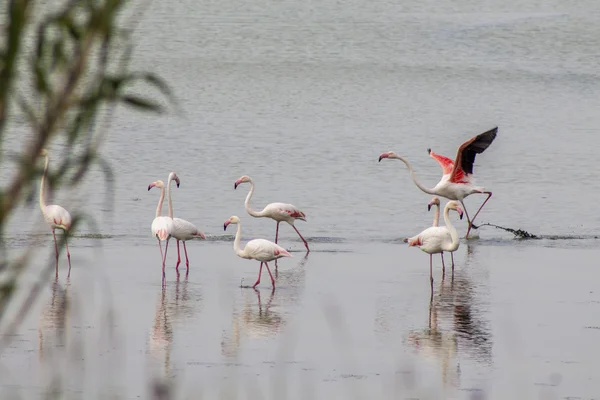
[234,179,242,189]
[175,177,180,188]
[427,204,432,212]
[148,182,155,191]
[457,207,464,220]
[234,182,238,190]
[224,220,230,231]
[378,153,389,162]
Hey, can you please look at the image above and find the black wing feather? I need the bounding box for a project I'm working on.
[460,127,497,175]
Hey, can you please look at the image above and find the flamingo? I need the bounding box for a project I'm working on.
[150,172,177,275]
[223,215,292,289]
[427,196,455,276]
[404,201,463,295]
[234,175,309,253]
[148,175,206,272]
[39,149,72,277]
[379,127,497,238]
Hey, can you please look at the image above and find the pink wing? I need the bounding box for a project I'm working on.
[44,205,72,230]
[428,149,454,176]
[449,127,497,184]
[266,202,307,221]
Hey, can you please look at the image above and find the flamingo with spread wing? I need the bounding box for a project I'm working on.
[379,127,497,238]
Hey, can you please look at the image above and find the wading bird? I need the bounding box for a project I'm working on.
[148,175,206,272]
[379,127,497,238]
[224,215,292,289]
[234,175,309,252]
[404,201,463,295]
[428,196,455,276]
[39,149,72,277]
[150,172,177,276]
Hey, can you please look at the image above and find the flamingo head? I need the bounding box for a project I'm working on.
[148,180,165,191]
[234,175,251,190]
[224,215,240,231]
[168,172,180,188]
[427,196,440,211]
[446,201,464,220]
[40,148,48,157]
[378,151,398,162]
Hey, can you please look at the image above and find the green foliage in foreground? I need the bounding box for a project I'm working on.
[0,0,173,381]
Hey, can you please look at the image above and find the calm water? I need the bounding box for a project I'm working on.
[2,0,600,398]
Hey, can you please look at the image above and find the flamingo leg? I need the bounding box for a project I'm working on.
[429,254,434,300]
[183,241,190,270]
[264,262,276,288]
[253,262,263,289]
[460,200,474,238]
[52,229,59,277]
[451,252,455,272]
[157,237,164,263]
[441,252,446,279]
[64,233,71,278]
[429,254,434,291]
[469,192,493,231]
[175,239,181,270]
[275,221,280,244]
[292,225,310,253]
[162,239,170,277]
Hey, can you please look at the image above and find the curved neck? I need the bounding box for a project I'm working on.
[244,180,262,217]
[166,177,174,218]
[155,187,166,218]
[40,155,49,211]
[442,204,459,247]
[433,204,440,227]
[233,223,245,257]
[395,156,436,195]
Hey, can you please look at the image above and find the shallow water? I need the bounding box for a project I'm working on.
[2,0,600,398]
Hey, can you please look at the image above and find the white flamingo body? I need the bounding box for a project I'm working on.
[224,215,291,289]
[379,127,497,238]
[257,202,307,223]
[405,201,463,294]
[172,218,205,241]
[408,226,457,254]
[237,238,290,262]
[234,175,310,252]
[39,149,72,277]
[151,216,173,242]
[42,204,72,231]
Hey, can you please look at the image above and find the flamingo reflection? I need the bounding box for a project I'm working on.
[221,255,308,358]
[38,277,71,362]
[405,263,493,390]
[148,272,200,379]
[221,288,282,358]
[406,279,460,390]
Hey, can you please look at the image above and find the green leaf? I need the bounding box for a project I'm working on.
[17,95,38,129]
[120,95,164,113]
[33,61,49,93]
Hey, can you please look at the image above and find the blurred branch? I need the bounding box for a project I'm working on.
[0,0,175,353]
[0,0,32,142]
